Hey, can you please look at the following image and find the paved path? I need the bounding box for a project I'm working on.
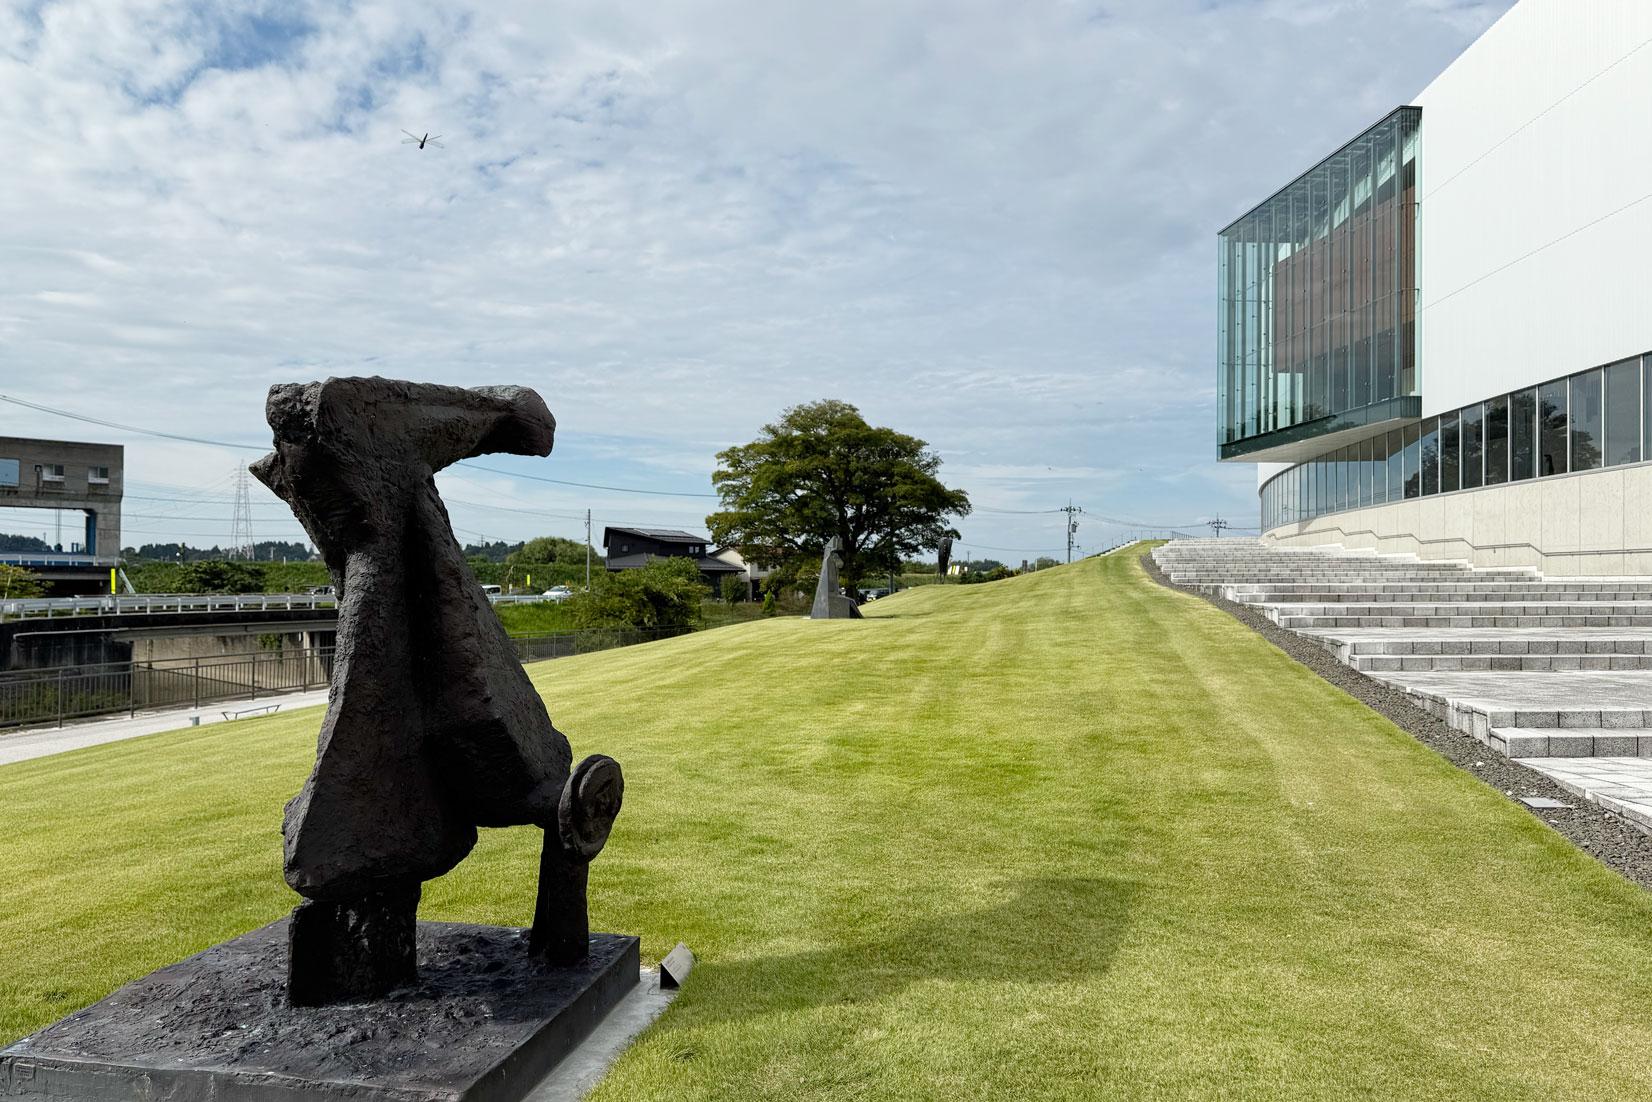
[1155,539,1652,832]
[0,688,329,767]
[1525,758,1652,833]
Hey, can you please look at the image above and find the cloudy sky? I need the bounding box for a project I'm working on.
[0,0,1513,560]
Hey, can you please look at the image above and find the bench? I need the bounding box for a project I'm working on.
[222,704,282,721]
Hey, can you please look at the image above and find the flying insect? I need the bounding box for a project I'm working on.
[401,130,444,149]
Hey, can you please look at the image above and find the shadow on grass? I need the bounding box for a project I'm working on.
[661,876,1138,1028]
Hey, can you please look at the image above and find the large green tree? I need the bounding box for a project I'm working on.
[706,400,970,589]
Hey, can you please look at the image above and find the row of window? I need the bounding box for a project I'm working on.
[0,461,111,488]
[1260,352,1652,531]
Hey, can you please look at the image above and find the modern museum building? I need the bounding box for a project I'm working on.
[1220,0,1652,575]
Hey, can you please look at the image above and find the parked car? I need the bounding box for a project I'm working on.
[542,585,574,602]
[480,584,503,597]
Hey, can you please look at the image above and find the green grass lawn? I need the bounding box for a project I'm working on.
[5,550,1652,1099]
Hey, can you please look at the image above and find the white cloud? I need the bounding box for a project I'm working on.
[0,0,1512,553]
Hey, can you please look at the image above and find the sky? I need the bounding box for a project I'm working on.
[0,0,1515,561]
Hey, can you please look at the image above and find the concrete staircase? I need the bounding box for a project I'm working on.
[1151,538,1652,831]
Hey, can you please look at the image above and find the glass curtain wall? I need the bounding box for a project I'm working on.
[1219,107,1421,448]
[1258,356,1651,531]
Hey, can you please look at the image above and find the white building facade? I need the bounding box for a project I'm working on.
[1224,0,1652,574]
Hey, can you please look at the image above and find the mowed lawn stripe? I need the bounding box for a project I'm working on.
[3,550,1651,1099]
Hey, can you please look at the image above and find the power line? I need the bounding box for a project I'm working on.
[0,393,265,450]
[0,393,722,500]
[455,462,717,498]
[972,506,1066,516]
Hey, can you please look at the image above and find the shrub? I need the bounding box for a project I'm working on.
[566,557,709,631]
[720,573,748,604]
[175,560,263,594]
[0,564,44,599]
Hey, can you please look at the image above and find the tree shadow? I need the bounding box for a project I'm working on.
[659,875,1138,1029]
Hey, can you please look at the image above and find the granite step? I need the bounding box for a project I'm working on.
[1276,614,1652,629]
[1486,728,1652,759]
[1353,653,1652,673]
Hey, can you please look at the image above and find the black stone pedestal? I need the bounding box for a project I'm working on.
[0,919,640,1102]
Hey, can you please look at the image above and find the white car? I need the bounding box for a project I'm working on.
[542,585,574,602]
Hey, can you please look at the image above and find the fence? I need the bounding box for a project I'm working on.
[0,625,692,730]
[0,590,565,621]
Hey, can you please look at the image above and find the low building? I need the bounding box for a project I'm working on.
[1220,0,1652,574]
[709,546,773,600]
[601,527,745,589]
[0,435,124,594]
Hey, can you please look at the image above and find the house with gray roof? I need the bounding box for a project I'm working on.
[601,527,744,588]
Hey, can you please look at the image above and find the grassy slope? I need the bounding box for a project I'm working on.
[4,552,1652,1099]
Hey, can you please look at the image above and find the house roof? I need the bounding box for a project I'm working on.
[601,526,707,548]
[604,552,743,573]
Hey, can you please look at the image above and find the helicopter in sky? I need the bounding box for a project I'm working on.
[401,130,443,149]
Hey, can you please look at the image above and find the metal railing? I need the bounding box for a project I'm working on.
[0,590,576,620]
[0,592,340,619]
[0,624,691,730]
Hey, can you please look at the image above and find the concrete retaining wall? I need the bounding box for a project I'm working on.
[1265,462,1652,576]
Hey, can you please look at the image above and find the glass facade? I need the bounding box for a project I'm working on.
[1260,352,1652,531]
[1218,107,1421,456]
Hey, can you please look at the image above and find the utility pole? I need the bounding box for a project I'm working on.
[584,509,592,591]
[1207,518,1231,539]
[1060,501,1083,563]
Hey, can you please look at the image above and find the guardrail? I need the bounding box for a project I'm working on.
[0,591,573,619]
[0,624,685,730]
[0,593,339,619]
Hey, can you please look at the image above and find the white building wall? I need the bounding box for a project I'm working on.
[1413,0,1652,416]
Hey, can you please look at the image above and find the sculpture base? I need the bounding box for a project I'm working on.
[0,919,640,1102]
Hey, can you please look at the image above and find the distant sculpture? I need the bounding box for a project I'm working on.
[810,535,862,619]
[936,536,953,581]
[252,377,622,1005]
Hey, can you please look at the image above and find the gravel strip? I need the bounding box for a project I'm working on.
[1140,550,1652,890]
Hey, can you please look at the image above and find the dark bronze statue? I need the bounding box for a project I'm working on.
[936,536,953,581]
[253,377,622,1005]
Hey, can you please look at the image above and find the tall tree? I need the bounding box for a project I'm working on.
[706,400,970,588]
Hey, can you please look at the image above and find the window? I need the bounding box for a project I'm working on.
[1510,389,1536,481]
[1570,369,1603,471]
[1440,413,1460,492]
[1252,349,1652,531]
[40,463,65,482]
[1645,353,1652,465]
[1386,430,1402,504]
[1461,403,1484,490]
[1403,423,1421,498]
[0,458,18,488]
[1483,396,1508,485]
[1539,381,1568,476]
[88,465,110,484]
[1360,436,1375,507]
[1420,418,1439,496]
[1605,358,1641,467]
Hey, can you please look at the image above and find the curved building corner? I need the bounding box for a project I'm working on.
[1220,0,1652,576]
